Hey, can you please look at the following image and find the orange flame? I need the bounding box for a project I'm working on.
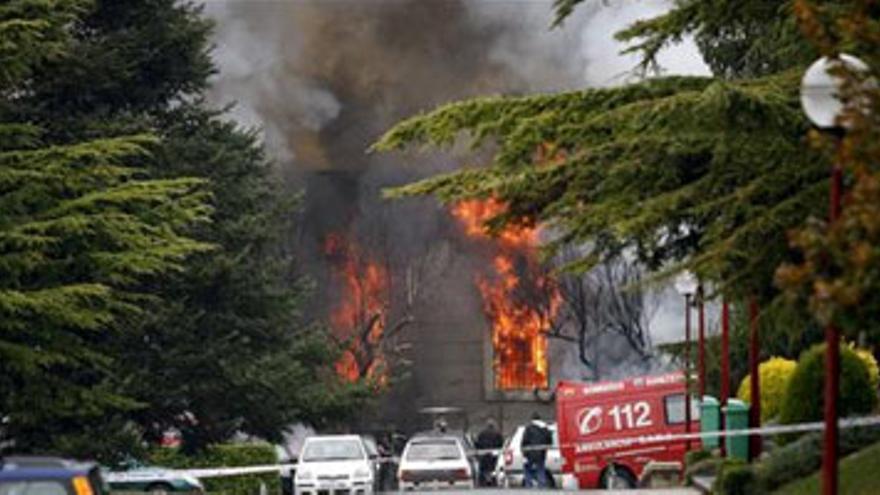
[324,233,389,383]
[451,198,560,390]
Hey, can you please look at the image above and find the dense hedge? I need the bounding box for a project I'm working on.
[713,459,759,495]
[705,424,880,493]
[778,343,877,428]
[148,443,280,495]
[756,431,821,491]
[752,425,880,492]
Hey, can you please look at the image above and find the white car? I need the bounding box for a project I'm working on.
[397,435,475,491]
[104,461,205,494]
[294,435,375,495]
[494,423,575,489]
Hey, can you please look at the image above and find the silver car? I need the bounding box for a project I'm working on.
[494,423,567,488]
[398,435,475,491]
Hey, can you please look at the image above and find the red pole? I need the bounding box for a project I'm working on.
[749,296,762,460]
[822,165,843,495]
[720,299,730,457]
[684,293,692,451]
[698,289,706,398]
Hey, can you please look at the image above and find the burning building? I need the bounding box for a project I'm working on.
[204,0,614,435]
[314,194,566,434]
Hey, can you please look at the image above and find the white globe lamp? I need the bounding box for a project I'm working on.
[800,54,869,129]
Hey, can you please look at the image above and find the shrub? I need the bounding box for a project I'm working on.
[839,423,880,457]
[755,432,822,491]
[684,449,712,468]
[778,343,877,428]
[737,357,797,422]
[149,443,280,495]
[684,455,720,485]
[713,460,761,495]
[755,424,880,491]
[851,345,879,390]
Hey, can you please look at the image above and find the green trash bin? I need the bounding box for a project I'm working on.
[700,396,721,450]
[724,399,750,460]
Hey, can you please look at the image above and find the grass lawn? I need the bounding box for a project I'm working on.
[773,440,880,494]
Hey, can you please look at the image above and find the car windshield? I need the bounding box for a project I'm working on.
[0,481,71,495]
[405,440,462,461]
[362,437,378,457]
[301,439,365,462]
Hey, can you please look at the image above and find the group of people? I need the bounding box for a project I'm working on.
[474,412,554,488]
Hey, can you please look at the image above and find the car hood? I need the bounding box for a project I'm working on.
[400,458,469,471]
[297,460,370,476]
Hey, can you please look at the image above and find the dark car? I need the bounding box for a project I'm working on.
[0,456,107,495]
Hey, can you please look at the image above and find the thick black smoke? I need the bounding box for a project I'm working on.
[203,0,592,312]
[207,0,591,168]
[202,0,706,429]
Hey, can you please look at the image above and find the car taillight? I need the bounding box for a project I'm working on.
[399,470,413,482]
[504,449,513,466]
[454,468,470,480]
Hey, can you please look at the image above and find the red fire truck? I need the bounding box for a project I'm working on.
[555,372,700,488]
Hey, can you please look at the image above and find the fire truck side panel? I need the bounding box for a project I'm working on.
[555,373,700,488]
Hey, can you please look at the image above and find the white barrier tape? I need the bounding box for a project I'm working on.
[104,464,299,482]
[468,414,880,456]
[184,464,299,478]
[110,415,880,480]
[567,414,880,454]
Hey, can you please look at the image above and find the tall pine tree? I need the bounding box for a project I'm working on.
[0,0,211,456]
[2,0,371,455]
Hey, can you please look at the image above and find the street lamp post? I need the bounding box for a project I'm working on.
[720,299,730,457]
[675,271,698,452]
[697,285,706,398]
[748,296,762,460]
[800,54,869,495]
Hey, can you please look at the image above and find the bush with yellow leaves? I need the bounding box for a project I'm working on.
[737,357,797,422]
[851,345,879,391]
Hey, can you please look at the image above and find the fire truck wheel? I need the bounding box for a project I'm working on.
[599,465,636,489]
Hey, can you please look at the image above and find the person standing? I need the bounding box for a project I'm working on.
[377,434,394,491]
[520,412,552,488]
[475,418,504,486]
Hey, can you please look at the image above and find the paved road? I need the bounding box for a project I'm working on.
[383,490,701,494]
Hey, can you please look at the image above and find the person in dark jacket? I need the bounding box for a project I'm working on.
[475,419,504,486]
[520,412,552,488]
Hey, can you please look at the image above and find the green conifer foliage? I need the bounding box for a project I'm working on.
[374,69,824,298]
[3,0,373,455]
[0,0,85,87]
[0,0,211,454]
[554,1,814,78]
